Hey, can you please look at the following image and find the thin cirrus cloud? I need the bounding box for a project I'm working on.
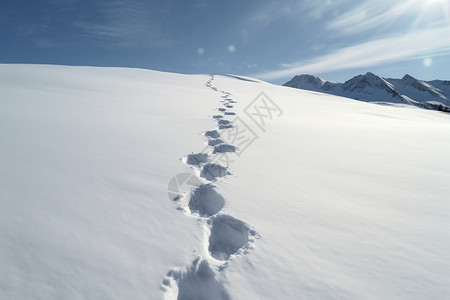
[325,0,449,35]
[72,1,172,48]
[326,1,416,35]
[254,25,450,80]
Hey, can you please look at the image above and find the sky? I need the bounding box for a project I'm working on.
[1,0,449,84]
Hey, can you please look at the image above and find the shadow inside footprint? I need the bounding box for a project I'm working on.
[218,119,231,126]
[200,163,228,181]
[189,184,224,217]
[164,257,229,300]
[217,119,233,130]
[219,124,234,130]
[204,130,220,139]
[186,153,208,165]
[208,214,250,261]
[213,144,237,154]
[208,139,224,146]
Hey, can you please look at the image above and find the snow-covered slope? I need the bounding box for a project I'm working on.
[387,75,450,106]
[428,79,450,97]
[284,72,450,111]
[1,64,450,299]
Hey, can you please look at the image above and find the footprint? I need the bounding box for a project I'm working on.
[208,214,252,261]
[208,139,225,146]
[162,257,229,300]
[219,124,233,130]
[213,144,237,154]
[217,108,226,112]
[224,112,236,115]
[212,115,223,119]
[217,119,233,129]
[204,130,220,139]
[186,153,209,165]
[218,119,231,126]
[200,163,228,181]
[189,184,224,217]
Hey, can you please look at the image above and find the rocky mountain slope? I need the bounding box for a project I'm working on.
[284,72,450,112]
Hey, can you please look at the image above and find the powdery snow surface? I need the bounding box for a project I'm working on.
[1,64,450,299]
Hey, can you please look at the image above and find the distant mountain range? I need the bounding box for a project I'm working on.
[283,72,450,112]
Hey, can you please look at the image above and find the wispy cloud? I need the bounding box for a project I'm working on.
[326,1,410,35]
[72,1,173,48]
[254,26,450,80]
[243,0,339,29]
[326,0,449,35]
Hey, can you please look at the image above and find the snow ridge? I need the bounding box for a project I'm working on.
[161,75,258,299]
[284,72,450,112]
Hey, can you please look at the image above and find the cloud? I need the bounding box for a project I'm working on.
[254,26,450,80]
[72,1,173,48]
[326,0,449,36]
[243,0,337,29]
[326,1,412,35]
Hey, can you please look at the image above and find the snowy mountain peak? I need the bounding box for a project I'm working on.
[399,74,445,99]
[402,73,416,82]
[342,72,398,95]
[283,74,327,90]
[338,73,405,103]
[401,74,430,90]
[284,72,450,111]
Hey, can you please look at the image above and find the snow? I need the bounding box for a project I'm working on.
[0,64,215,299]
[213,74,450,299]
[387,75,449,106]
[1,64,450,299]
[284,72,450,109]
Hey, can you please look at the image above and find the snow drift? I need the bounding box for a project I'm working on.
[1,64,450,299]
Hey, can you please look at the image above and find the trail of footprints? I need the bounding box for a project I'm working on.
[162,75,258,299]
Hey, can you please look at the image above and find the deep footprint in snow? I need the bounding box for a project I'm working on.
[189,184,224,217]
[162,257,229,300]
[218,119,231,126]
[208,214,252,261]
[208,138,224,146]
[204,130,220,139]
[186,153,209,165]
[219,124,234,130]
[217,119,234,130]
[213,144,237,154]
[200,163,228,181]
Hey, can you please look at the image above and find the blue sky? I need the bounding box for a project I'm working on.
[1,0,449,84]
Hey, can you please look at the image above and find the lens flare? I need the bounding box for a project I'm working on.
[423,57,433,67]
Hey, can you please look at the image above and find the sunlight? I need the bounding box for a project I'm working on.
[423,57,433,67]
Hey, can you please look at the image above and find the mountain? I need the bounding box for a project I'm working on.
[284,72,450,112]
[2,64,450,299]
